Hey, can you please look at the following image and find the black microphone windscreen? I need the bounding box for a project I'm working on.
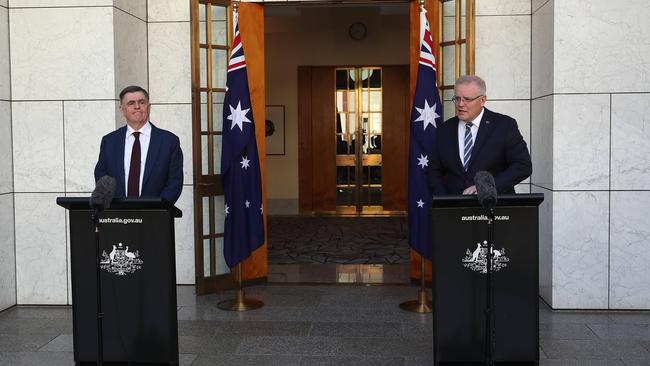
[90,175,116,210]
[474,171,497,206]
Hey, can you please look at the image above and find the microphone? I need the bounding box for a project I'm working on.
[474,171,497,212]
[90,175,116,213]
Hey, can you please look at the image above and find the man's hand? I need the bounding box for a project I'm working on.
[463,185,477,195]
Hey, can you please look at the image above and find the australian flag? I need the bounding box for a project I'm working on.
[408,7,443,261]
[221,10,264,269]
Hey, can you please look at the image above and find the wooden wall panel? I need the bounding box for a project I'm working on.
[381,65,410,211]
[298,66,313,212]
[310,67,336,212]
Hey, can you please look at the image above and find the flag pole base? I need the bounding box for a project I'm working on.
[217,263,264,312]
[217,288,264,311]
[399,255,433,313]
[399,288,432,313]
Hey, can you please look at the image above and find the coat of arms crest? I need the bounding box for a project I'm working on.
[100,242,143,276]
[462,240,509,274]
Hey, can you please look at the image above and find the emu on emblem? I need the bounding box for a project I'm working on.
[461,240,509,274]
[100,242,143,276]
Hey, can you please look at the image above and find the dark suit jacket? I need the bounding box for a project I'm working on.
[427,108,532,195]
[94,123,183,204]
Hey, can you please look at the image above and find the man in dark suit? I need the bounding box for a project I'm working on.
[428,75,531,195]
[94,86,183,204]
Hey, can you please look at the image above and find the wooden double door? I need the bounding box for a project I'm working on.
[298,65,410,215]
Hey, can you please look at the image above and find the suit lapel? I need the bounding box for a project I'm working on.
[468,109,495,170]
[449,119,464,172]
[115,127,127,195]
[143,124,161,190]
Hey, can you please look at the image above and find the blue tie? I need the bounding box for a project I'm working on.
[463,123,473,171]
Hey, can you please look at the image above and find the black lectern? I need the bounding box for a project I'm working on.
[431,194,543,365]
[57,197,181,365]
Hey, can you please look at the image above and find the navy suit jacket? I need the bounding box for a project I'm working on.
[427,108,532,195]
[94,123,183,204]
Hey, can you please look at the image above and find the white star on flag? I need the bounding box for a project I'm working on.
[260,204,263,214]
[227,101,252,131]
[413,99,439,130]
[417,154,429,169]
[224,203,230,216]
[240,156,250,170]
[245,200,250,208]
[417,199,425,208]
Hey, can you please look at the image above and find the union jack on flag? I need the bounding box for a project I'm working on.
[407,6,443,261]
[221,9,265,269]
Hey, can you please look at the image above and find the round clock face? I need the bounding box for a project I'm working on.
[349,22,367,41]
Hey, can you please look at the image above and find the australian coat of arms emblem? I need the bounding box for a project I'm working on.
[462,240,509,274]
[100,242,143,276]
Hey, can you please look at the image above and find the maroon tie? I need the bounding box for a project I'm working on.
[127,132,141,197]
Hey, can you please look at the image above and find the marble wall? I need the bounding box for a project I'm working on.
[148,0,195,284]
[532,0,650,309]
[0,1,16,312]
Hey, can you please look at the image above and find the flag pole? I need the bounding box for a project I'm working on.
[399,254,432,313]
[217,263,264,311]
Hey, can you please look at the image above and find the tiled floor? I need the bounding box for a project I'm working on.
[1,283,650,365]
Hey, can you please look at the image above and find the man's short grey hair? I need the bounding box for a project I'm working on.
[455,75,486,95]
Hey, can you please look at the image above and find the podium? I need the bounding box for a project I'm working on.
[57,197,182,365]
[431,194,543,365]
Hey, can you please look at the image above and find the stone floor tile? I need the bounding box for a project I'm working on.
[309,322,402,337]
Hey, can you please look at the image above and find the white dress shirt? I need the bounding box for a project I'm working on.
[124,122,152,195]
[457,108,484,167]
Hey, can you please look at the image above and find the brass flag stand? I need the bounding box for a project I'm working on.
[217,263,264,311]
[399,256,432,313]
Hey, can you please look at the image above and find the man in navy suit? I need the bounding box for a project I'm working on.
[428,75,531,195]
[94,86,183,204]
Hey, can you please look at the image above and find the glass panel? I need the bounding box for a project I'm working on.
[200,48,207,89]
[212,21,227,44]
[361,165,369,185]
[336,135,348,155]
[212,5,226,21]
[370,113,382,135]
[336,113,346,134]
[369,187,382,206]
[442,45,455,86]
[336,70,348,90]
[213,102,224,132]
[215,237,229,275]
[213,135,222,174]
[461,14,466,39]
[336,166,349,185]
[201,102,207,132]
[369,91,381,112]
[443,0,455,17]
[336,91,343,112]
[212,49,228,89]
[369,166,382,184]
[199,22,206,45]
[368,69,381,88]
[203,238,211,277]
[442,15,455,42]
[337,187,354,206]
[347,69,356,90]
[215,195,225,233]
[201,135,209,175]
[202,196,210,236]
[348,90,355,112]
[443,89,454,101]
[461,42,467,74]
[369,134,381,154]
[199,3,207,21]
[348,113,356,134]
[348,131,356,154]
[360,187,369,206]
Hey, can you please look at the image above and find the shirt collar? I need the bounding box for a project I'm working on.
[126,121,152,137]
[460,108,485,128]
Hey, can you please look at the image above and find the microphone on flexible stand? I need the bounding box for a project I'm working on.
[90,176,116,218]
[474,171,498,215]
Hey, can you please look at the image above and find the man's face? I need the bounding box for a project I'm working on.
[120,91,150,129]
[454,82,486,122]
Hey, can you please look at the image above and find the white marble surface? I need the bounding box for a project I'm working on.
[148,22,191,104]
[0,101,12,194]
[150,103,193,185]
[610,191,650,309]
[610,94,650,190]
[0,6,9,100]
[173,186,195,285]
[0,193,16,311]
[555,0,650,93]
[12,101,64,192]
[532,0,550,14]
[553,94,610,190]
[10,7,115,100]
[533,185,552,305]
[475,15,530,99]
[15,193,68,305]
[514,183,530,194]
[148,0,189,22]
[476,0,530,15]
[64,101,116,193]
[530,96,553,189]
[0,1,7,8]
[552,191,609,309]
[9,0,110,6]
[114,0,146,21]
[531,0,553,99]
[114,7,148,97]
